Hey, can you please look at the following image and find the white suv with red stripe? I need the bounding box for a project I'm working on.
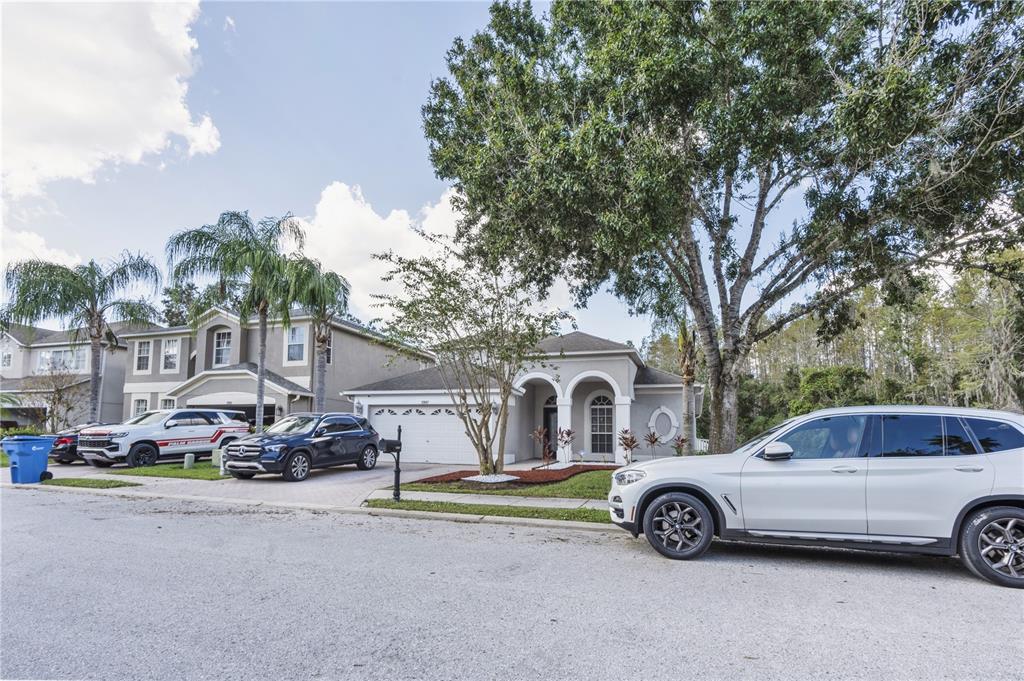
[79,409,251,468]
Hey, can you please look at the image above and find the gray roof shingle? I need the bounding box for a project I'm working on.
[0,374,91,392]
[346,365,497,393]
[634,366,683,385]
[3,321,161,346]
[207,362,312,395]
[349,362,688,393]
[536,331,633,354]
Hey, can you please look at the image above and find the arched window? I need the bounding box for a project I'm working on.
[544,395,557,406]
[590,395,614,454]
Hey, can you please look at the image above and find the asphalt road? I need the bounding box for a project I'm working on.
[2,489,1021,681]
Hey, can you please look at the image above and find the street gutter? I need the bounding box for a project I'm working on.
[1,482,619,534]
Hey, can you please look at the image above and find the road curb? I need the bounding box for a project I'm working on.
[1,483,619,534]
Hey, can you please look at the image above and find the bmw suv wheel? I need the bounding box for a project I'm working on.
[961,506,1024,588]
[642,492,714,560]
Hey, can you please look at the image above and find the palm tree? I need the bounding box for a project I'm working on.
[3,253,161,422]
[287,257,350,412]
[167,211,304,432]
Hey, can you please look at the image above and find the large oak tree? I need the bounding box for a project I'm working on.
[423,0,1024,451]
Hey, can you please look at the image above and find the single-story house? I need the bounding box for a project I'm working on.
[345,331,704,465]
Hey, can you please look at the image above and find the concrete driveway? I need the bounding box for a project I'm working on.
[1,457,460,508]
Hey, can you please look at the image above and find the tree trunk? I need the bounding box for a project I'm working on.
[707,372,739,454]
[493,398,509,474]
[681,380,697,455]
[255,308,268,433]
[313,334,328,413]
[88,333,102,423]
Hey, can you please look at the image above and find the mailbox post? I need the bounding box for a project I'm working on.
[381,425,403,502]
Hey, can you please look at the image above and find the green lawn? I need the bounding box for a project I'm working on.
[401,469,613,500]
[107,461,225,480]
[0,451,8,468]
[365,498,611,524]
[42,478,141,489]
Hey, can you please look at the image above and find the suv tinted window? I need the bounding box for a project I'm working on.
[776,415,868,459]
[318,417,350,434]
[944,417,978,456]
[172,411,216,426]
[965,418,1024,454]
[880,415,943,457]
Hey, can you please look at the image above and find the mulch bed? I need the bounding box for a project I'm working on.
[416,464,617,485]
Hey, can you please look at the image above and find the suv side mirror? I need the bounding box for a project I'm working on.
[763,442,794,461]
[314,427,326,437]
[165,419,178,428]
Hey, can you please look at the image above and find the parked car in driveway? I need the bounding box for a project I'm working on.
[49,423,111,464]
[222,412,380,481]
[78,409,250,467]
[609,406,1024,588]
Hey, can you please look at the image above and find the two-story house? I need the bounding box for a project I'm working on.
[0,323,130,427]
[118,307,426,423]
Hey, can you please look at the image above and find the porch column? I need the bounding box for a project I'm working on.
[556,397,572,463]
[614,396,632,465]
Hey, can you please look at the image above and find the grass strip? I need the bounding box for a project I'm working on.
[107,461,225,480]
[42,478,141,489]
[0,451,8,467]
[365,498,611,524]
[400,469,612,500]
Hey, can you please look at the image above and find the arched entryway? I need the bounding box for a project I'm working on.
[570,378,626,463]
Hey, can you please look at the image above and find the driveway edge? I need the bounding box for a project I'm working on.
[1,483,619,534]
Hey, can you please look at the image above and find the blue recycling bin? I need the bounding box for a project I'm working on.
[2,435,57,484]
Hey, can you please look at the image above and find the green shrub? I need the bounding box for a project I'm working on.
[0,426,42,438]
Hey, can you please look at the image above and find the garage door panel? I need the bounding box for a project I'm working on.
[370,406,478,465]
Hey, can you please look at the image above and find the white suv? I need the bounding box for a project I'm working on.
[79,409,251,468]
[609,406,1024,587]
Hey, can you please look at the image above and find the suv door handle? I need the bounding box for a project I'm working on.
[954,465,985,473]
[830,465,858,473]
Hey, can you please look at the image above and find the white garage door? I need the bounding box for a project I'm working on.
[369,406,479,465]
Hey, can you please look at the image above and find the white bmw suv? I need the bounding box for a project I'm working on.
[609,406,1024,587]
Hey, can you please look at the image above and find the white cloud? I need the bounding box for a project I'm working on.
[1,2,219,198]
[0,226,81,271]
[184,114,221,156]
[224,15,236,32]
[299,182,582,326]
[299,183,458,320]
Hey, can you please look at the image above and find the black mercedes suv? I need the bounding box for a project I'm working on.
[222,412,380,481]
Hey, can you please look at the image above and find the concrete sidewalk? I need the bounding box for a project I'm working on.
[0,459,462,508]
[366,488,607,509]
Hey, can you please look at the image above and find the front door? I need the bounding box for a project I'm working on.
[741,414,871,535]
[542,407,558,459]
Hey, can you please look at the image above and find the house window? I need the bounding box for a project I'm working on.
[133,398,149,416]
[325,332,333,365]
[162,338,179,371]
[213,331,231,366]
[1,351,11,368]
[38,347,86,372]
[136,340,151,371]
[287,326,306,362]
[590,395,614,454]
[159,398,175,410]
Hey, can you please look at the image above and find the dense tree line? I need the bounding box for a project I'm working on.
[643,264,1024,444]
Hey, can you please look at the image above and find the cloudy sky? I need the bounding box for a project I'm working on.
[2,1,666,345]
